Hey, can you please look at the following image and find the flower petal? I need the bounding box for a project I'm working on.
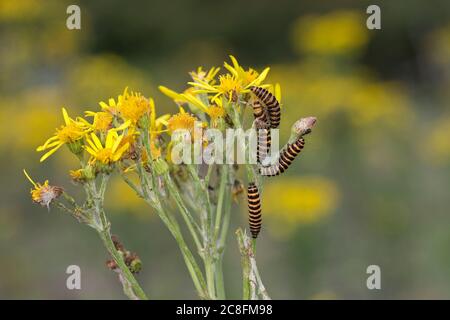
[247,67,270,88]
[39,144,63,162]
[113,142,129,161]
[111,133,123,152]
[62,108,71,125]
[23,169,38,188]
[91,133,103,149]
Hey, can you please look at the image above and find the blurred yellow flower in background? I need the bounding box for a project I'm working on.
[0,0,42,21]
[105,176,149,217]
[427,116,450,165]
[261,176,340,237]
[291,10,369,55]
[66,55,151,106]
[272,66,413,135]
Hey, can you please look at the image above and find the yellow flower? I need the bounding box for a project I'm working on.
[69,169,84,180]
[118,88,152,124]
[37,108,87,162]
[99,96,120,116]
[189,66,221,84]
[219,74,243,98]
[189,55,270,101]
[84,111,113,131]
[159,85,211,115]
[148,96,170,136]
[159,84,228,119]
[69,167,95,182]
[167,110,198,133]
[80,111,130,133]
[207,105,225,120]
[224,55,268,88]
[85,130,130,164]
[23,169,63,209]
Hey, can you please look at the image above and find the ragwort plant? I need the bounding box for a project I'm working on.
[24,56,316,300]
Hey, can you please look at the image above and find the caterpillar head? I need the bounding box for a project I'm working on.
[293,116,317,137]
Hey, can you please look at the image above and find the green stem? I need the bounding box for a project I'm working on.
[151,202,208,298]
[136,156,208,299]
[204,257,217,299]
[98,227,148,300]
[214,165,232,300]
[164,172,203,252]
[87,174,148,300]
[187,163,212,232]
[215,261,225,300]
[214,165,228,241]
[236,229,252,300]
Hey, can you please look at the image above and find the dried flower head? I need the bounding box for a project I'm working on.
[24,170,63,209]
[293,116,317,137]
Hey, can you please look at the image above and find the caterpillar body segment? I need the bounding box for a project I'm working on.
[251,99,269,124]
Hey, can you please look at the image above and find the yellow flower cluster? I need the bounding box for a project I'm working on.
[33,56,277,181]
[27,55,293,233]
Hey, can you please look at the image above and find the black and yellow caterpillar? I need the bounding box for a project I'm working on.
[247,182,262,238]
[253,119,271,164]
[250,86,281,129]
[259,137,305,176]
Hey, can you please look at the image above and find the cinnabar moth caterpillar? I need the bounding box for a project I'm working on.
[254,119,271,164]
[247,182,262,238]
[250,86,281,129]
[259,138,305,176]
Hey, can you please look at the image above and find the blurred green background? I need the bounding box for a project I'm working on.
[1,0,450,299]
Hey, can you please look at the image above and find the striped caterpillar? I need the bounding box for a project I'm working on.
[254,119,271,164]
[250,86,278,164]
[259,138,305,176]
[247,182,262,238]
[250,86,281,129]
[259,116,316,177]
